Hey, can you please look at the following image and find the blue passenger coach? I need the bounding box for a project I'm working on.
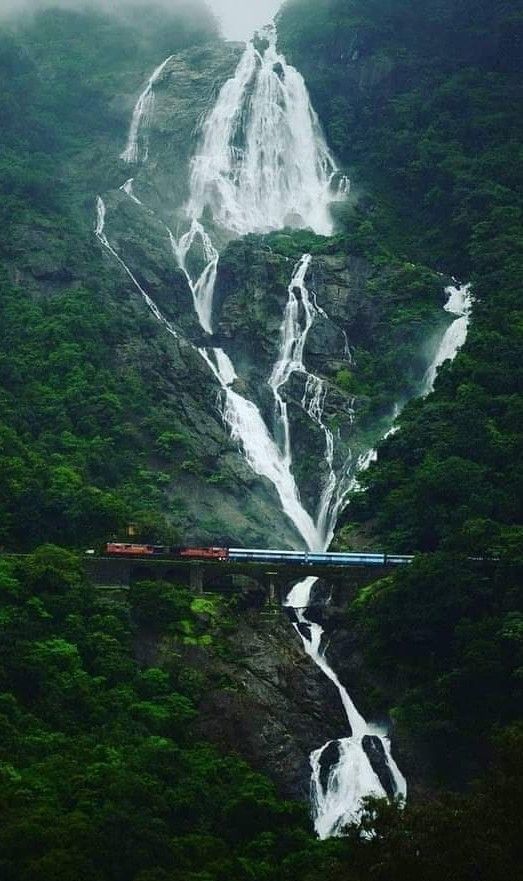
[228,549,414,566]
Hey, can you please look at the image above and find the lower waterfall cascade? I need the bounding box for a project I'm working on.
[96,22,474,839]
[286,576,407,839]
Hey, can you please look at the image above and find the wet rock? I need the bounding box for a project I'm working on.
[362,734,398,800]
[318,739,341,792]
[188,614,347,799]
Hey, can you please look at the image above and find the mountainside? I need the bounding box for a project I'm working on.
[0,5,454,551]
[0,1,522,879]
[278,0,523,555]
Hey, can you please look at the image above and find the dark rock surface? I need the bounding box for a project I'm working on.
[362,734,398,800]
[318,739,342,793]
[195,614,348,799]
[182,613,346,800]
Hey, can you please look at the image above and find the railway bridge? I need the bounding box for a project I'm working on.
[84,555,401,606]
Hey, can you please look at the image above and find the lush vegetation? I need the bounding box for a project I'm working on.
[351,552,522,783]
[0,0,522,877]
[1,547,521,881]
[0,547,309,881]
[279,0,523,804]
[0,5,222,550]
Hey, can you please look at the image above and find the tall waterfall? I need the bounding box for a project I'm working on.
[269,254,340,548]
[199,346,320,549]
[168,25,347,335]
[108,24,471,841]
[186,26,343,238]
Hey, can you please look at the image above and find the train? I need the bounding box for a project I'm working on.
[104,543,414,567]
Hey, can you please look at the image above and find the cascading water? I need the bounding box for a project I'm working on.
[286,576,407,839]
[292,285,474,838]
[95,196,178,339]
[108,23,473,841]
[268,253,341,548]
[168,222,219,335]
[423,284,472,393]
[198,346,321,550]
[120,178,142,205]
[284,436,407,839]
[120,55,174,164]
[168,24,346,335]
[186,26,342,237]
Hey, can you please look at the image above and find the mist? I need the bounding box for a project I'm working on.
[0,0,284,40]
[0,0,209,21]
[208,0,283,40]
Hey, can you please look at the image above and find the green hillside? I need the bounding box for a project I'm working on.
[0,1,521,878]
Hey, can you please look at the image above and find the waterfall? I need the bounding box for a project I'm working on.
[268,253,338,547]
[120,178,142,205]
[186,26,341,237]
[168,25,345,334]
[286,577,406,838]
[284,439,407,838]
[289,279,473,836]
[95,196,178,339]
[169,222,219,335]
[423,284,472,393]
[120,55,174,164]
[110,25,460,840]
[198,347,320,549]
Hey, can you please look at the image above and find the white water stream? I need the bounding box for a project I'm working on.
[186,27,345,238]
[120,55,174,164]
[168,222,219,334]
[95,196,178,340]
[198,347,320,549]
[120,178,142,205]
[423,284,472,393]
[105,25,472,839]
[169,25,348,334]
[268,253,345,549]
[286,575,407,838]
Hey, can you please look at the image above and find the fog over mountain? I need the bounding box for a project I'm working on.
[208,0,283,39]
[0,0,206,21]
[0,0,283,38]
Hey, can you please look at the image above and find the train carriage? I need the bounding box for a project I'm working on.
[103,544,414,567]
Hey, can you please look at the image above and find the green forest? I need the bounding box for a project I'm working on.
[0,5,216,549]
[1,548,521,880]
[0,0,522,878]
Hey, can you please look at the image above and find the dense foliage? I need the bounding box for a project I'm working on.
[351,553,522,783]
[0,0,522,877]
[0,547,311,880]
[278,0,523,554]
[0,5,221,550]
[1,547,521,881]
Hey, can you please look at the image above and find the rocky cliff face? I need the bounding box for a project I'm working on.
[100,33,453,543]
[137,607,347,800]
[4,21,453,550]
[0,9,471,808]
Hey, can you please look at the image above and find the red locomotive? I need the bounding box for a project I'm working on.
[105,543,228,561]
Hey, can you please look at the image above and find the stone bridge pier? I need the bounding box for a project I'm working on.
[84,557,394,608]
